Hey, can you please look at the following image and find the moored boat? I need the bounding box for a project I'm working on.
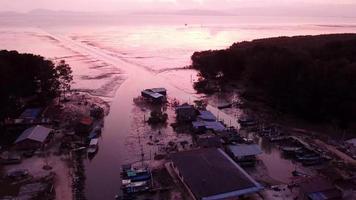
[121,168,151,182]
[87,138,99,154]
[122,180,150,194]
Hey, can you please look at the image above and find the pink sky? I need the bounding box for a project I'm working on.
[0,0,354,11]
[1,0,356,16]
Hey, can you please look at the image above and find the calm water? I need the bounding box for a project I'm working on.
[1,15,356,199]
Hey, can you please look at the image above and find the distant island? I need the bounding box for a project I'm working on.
[191,34,356,128]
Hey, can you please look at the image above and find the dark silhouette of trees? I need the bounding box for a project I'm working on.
[0,50,73,120]
[56,60,73,99]
[191,34,356,126]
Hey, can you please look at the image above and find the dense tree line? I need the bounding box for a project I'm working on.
[191,34,356,127]
[0,50,72,120]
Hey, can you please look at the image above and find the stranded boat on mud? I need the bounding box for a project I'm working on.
[121,180,151,194]
[121,165,151,182]
[282,147,303,156]
[120,164,152,194]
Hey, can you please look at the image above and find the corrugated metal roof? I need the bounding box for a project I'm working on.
[15,125,52,143]
[204,121,226,131]
[228,144,262,157]
[142,90,164,99]
[171,148,263,200]
[198,110,217,121]
[150,88,166,94]
[192,121,226,132]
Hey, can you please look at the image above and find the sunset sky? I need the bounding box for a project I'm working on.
[0,0,355,12]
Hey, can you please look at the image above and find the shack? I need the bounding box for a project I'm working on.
[170,148,263,200]
[14,125,52,150]
[227,144,262,167]
[176,103,197,122]
[141,88,167,103]
[298,177,342,200]
[149,88,167,96]
[196,135,222,148]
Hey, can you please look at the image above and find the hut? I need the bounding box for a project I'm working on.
[175,103,197,122]
[14,125,52,150]
[227,144,262,167]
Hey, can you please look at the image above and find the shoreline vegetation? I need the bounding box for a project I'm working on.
[0,50,72,124]
[191,33,356,131]
[0,50,108,199]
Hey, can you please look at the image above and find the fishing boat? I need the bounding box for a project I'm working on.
[121,168,151,182]
[282,147,303,156]
[122,180,150,194]
[87,138,99,154]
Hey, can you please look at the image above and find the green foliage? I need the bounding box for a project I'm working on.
[0,50,73,120]
[191,34,356,126]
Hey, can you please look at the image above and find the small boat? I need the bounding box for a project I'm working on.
[282,147,302,153]
[87,138,99,154]
[122,179,148,187]
[296,154,320,161]
[122,169,151,182]
[122,180,150,194]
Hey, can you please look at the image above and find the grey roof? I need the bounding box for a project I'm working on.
[192,121,226,132]
[171,148,263,200]
[150,88,166,94]
[198,110,217,121]
[176,103,195,110]
[15,125,52,143]
[227,144,263,157]
[142,90,164,99]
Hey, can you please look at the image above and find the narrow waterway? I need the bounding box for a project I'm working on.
[51,33,302,199]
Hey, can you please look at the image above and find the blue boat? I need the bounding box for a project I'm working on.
[88,131,98,139]
[122,180,150,194]
[122,169,151,182]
